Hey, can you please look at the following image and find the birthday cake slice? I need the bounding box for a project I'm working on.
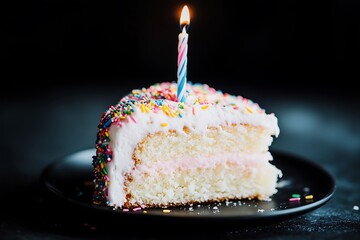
[92,82,281,209]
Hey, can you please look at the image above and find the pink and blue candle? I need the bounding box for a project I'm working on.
[177,5,190,103]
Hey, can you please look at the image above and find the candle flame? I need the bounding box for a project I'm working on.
[180,5,190,27]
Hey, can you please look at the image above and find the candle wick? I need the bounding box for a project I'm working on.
[180,24,189,32]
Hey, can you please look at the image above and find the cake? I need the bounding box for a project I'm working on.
[92,82,281,209]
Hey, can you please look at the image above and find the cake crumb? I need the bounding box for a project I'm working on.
[257,209,265,213]
[212,206,220,213]
[353,205,359,211]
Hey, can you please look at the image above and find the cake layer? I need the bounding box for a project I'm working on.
[134,124,274,166]
[126,152,281,208]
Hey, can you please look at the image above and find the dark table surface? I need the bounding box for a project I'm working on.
[1,82,359,239]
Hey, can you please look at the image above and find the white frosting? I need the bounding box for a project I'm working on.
[107,94,280,207]
[135,152,275,175]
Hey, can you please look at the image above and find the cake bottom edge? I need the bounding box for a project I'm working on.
[117,156,282,209]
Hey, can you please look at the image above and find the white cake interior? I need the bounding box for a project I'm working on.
[122,124,282,207]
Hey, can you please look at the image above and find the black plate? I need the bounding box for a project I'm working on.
[40,148,335,227]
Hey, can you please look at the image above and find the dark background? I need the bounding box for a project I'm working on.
[1,0,360,239]
[2,0,359,97]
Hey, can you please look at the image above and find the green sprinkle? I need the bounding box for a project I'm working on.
[292,194,301,198]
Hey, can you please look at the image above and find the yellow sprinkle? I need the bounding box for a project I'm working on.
[100,162,105,169]
[143,210,148,214]
[140,104,145,113]
[246,106,253,114]
[162,104,176,117]
[305,195,313,200]
[132,90,140,94]
[163,209,171,213]
[161,105,170,116]
[105,132,109,137]
[201,105,209,110]
[120,116,126,120]
[140,103,151,113]
[161,123,168,127]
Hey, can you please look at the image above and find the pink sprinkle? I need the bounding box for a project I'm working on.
[132,207,142,211]
[289,197,301,202]
[130,115,137,123]
[192,107,195,115]
[123,209,129,212]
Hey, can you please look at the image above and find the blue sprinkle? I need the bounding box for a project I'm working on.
[103,119,112,128]
[156,99,164,106]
